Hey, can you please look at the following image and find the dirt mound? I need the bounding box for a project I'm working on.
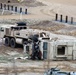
[55,26,76,36]
[29,20,76,37]
[29,21,66,32]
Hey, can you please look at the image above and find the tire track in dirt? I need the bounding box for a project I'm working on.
[40,6,57,17]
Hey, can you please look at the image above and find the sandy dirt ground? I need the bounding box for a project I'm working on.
[0,0,76,75]
[0,33,76,75]
[1,0,76,19]
[37,0,76,6]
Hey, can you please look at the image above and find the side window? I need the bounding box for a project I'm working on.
[43,42,48,50]
[0,27,4,32]
[26,46,29,53]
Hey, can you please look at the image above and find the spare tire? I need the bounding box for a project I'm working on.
[5,37,10,46]
[10,38,16,48]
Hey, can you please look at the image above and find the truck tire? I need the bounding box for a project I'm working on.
[10,38,16,48]
[5,37,10,46]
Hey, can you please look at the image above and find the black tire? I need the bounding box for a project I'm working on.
[10,38,16,48]
[5,37,10,46]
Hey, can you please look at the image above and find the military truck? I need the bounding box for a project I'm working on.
[0,22,49,48]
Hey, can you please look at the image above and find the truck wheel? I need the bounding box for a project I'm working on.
[5,37,10,46]
[10,38,16,48]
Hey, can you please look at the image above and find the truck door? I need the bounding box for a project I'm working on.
[5,28,11,35]
[43,42,48,59]
[0,27,4,38]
